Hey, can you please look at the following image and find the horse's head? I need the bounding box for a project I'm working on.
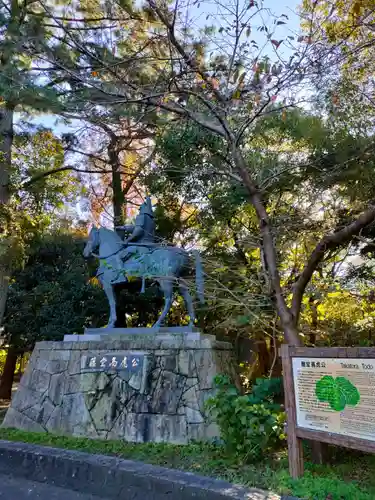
[83,226,100,258]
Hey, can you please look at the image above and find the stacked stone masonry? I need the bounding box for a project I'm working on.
[2,334,237,444]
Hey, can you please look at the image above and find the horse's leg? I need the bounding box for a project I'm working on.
[153,279,174,328]
[179,280,196,326]
[103,282,117,328]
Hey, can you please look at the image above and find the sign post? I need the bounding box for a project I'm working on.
[281,345,375,478]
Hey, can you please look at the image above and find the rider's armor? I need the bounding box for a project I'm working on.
[133,197,155,245]
[116,197,156,265]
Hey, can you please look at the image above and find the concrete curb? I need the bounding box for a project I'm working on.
[0,440,298,500]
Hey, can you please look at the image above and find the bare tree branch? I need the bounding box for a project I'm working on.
[21,165,114,188]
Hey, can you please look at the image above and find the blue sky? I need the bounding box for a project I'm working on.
[196,0,301,29]
[259,0,300,27]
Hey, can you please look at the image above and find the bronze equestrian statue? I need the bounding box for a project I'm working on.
[83,197,204,328]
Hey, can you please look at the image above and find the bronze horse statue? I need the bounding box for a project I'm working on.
[83,226,204,328]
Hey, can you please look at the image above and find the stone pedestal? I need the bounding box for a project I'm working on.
[2,333,237,444]
[64,326,205,342]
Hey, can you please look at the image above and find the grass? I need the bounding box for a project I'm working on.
[0,429,374,500]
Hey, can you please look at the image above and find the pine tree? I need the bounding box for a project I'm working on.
[0,0,67,325]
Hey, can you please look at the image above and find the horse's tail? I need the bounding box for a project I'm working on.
[193,250,204,304]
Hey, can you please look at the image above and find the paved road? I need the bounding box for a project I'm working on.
[0,474,107,499]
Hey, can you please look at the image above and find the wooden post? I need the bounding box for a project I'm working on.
[281,344,304,478]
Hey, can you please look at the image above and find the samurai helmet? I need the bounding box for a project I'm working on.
[141,196,154,217]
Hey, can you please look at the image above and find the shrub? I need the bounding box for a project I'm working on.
[206,375,285,462]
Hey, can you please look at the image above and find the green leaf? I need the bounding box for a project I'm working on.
[330,389,346,412]
[236,314,250,326]
[315,376,360,411]
[315,375,335,402]
[336,376,360,406]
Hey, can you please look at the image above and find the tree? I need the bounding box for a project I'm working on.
[62,116,154,228]
[0,129,82,399]
[29,0,166,229]
[4,0,374,348]
[37,0,375,346]
[0,230,106,399]
[0,0,69,325]
[1,127,81,320]
[3,231,107,344]
[300,0,375,130]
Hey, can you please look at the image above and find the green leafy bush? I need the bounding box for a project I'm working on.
[247,376,284,408]
[206,375,285,462]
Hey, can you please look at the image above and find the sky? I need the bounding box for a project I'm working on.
[194,0,301,32]
[22,0,302,133]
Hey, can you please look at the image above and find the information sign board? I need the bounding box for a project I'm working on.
[293,357,375,441]
[280,346,375,479]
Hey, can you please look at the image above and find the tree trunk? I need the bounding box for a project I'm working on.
[108,138,126,228]
[232,148,301,346]
[271,336,283,377]
[0,110,13,205]
[0,347,17,400]
[232,148,327,463]
[255,339,271,376]
[0,105,14,326]
[0,267,10,329]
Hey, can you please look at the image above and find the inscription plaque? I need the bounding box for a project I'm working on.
[82,352,145,373]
